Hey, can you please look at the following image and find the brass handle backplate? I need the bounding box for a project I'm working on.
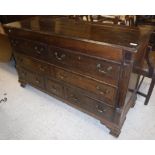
[34,46,44,54]
[96,105,106,113]
[96,86,110,95]
[97,64,112,74]
[35,80,40,84]
[39,66,45,71]
[54,52,66,61]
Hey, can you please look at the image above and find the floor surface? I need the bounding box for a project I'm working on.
[0,61,155,139]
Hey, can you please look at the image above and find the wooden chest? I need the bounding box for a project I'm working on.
[4,16,152,137]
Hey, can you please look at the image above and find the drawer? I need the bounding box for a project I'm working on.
[48,45,120,85]
[10,37,48,60]
[55,67,117,106]
[14,53,52,75]
[45,78,64,98]
[27,72,45,89]
[65,86,116,121]
[17,68,45,89]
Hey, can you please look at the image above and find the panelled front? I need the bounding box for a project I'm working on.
[15,52,117,107]
[10,37,121,86]
[14,52,51,75]
[64,86,119,122]
[11,36,123,112]
[4,17,147,137]
[10,37,48,60]
[16,66,118,122]
[48,45,121,86]
[54,67,117,106]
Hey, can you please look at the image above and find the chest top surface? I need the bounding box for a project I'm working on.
[4,16,154,52]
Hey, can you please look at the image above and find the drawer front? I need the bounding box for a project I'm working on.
[14,53,52,75]
[65,86,115,121]
[11,38,121,85]
[28,73,45,89]
[17,68,45,89]
[48,45,120,85]
[10,37,48,60]
[55,67,117,106]
[45,78,64,98]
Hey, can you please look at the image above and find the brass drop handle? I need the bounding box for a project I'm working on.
[34,46,41,54]
[35,79,40,84]
[50,86,57,92]
[59,75,64,79]
[54,52,66,61]
[11,39,18,46]
[8,29,12,33]
[96,86,109,95]
[52,88,57,92]
[58,73,67,80]
[73,97,78,102]
[97,64,112,74]
[70,94,79,103]
[96,105,106,113]
[39,66,45,71]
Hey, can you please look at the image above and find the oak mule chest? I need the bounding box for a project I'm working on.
[4,16,151,137]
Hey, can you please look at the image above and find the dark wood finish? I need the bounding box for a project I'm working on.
[55,66,117,106]
[90,15,123,25]
[4,16,152,137]
[68,15,134,26]
[68,15,89,21]
[14,52,51,75]
[136,16,155,26]
[63,15,155,106]
[0,15,36,24]
[46,78,64,97]
[48,45,121,86]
